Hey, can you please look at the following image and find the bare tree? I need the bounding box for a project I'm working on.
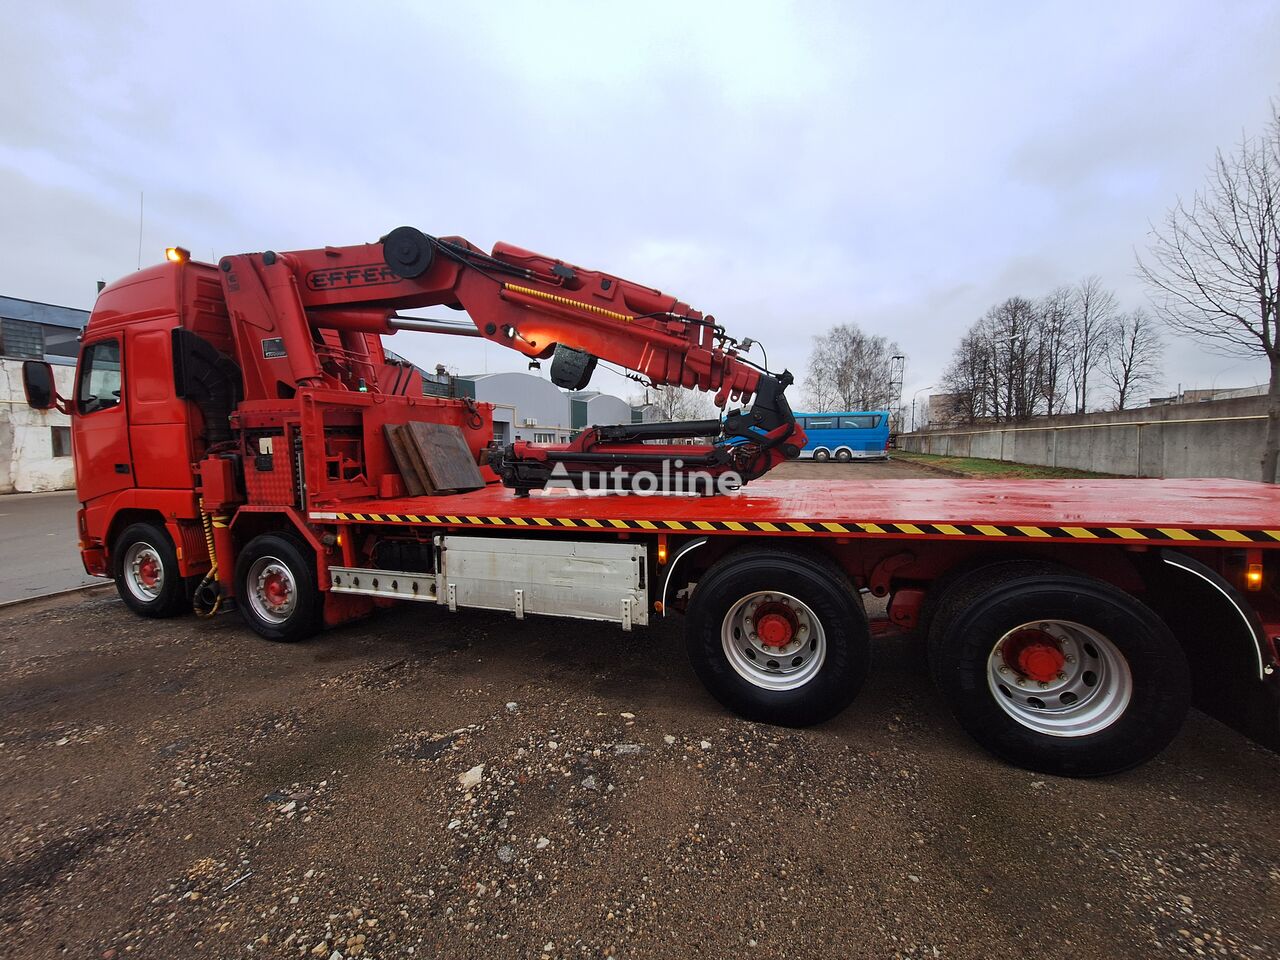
[1102,308,1164,409]
[940,297,1047,423]
[1035,286,1074,415]
[1064,275,1117,414]
[639,384,717,422]
[803,324,903,411]
[939,328,989,423]
[1138,101,1280,482]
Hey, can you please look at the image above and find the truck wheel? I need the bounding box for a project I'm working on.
[113,522,187,618]
[234,533,322,643]
[932,572,1190,777]
[813,449,831,462]
[686,548,870,727]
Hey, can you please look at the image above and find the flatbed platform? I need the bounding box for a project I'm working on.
[311,477,1280,547]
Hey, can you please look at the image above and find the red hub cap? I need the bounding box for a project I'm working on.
[752,602,799,649]
[138,556,159,587]
[263,572,290,608]
[1002,629,1065,682]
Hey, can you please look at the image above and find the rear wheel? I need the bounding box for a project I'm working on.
[835,448,852,463]
[234,533,322,643]
[932,571,1190,777]
[813,449,831,462]
[686,548,870,727]
[113,522,187,618]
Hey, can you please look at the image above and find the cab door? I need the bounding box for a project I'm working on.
[72,338,134,504]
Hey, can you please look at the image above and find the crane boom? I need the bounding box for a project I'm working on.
[214,226,804,492]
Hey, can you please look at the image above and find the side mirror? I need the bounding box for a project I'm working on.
[22,360,58,411]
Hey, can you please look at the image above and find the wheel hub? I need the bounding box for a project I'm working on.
[138,557,159,588]
[1002,629,1065,682]
[262,572,291,608]
[752,602,798,648]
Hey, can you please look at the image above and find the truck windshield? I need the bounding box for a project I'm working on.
[77,339,122,414]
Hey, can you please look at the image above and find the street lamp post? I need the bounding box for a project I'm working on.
[910,386,933,432]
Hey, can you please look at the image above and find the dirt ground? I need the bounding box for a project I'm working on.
[3,575,1280,960]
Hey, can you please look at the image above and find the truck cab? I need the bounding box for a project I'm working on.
[24,259,237,580]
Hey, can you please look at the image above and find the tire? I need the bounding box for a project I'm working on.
[813,449,831,462]
[113,522,187,618]
[686,548,871,727]
[932,571,1191,777]
[234,533,323,643]
[835,449,852,463]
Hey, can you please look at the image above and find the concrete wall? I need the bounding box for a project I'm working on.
[899,395,1275,482]
[0,358,77,493]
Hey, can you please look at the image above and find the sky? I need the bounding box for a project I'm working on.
[2,0,1277,410]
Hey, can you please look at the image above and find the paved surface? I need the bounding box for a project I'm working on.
[2,586,1279,960]
[0,491,102,604]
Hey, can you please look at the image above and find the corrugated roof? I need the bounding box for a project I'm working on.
[0,294,89,329]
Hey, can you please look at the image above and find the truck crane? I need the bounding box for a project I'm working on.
[22,226,1280,778]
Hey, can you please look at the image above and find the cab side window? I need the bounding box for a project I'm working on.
[77,339,122,414]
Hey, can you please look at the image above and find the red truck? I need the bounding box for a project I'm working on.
[22,227,1280,778]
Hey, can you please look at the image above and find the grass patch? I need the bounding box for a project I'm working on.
[893,450,1117,480]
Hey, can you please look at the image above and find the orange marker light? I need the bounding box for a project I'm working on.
[657,537,668,565]
[1246,563,1263,591]
[165,246,190,263]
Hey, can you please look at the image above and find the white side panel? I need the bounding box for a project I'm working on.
[438,536,649,626]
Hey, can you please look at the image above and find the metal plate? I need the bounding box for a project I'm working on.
[438,535,647,626]
[329,566,437,602]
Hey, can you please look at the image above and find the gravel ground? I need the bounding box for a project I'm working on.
[2,584,1280,960]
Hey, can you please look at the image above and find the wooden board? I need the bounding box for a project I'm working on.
[383,424,427,497]
[403,421,486,493]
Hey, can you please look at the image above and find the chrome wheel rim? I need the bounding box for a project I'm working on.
[124,541,165,602]
[247,556,297,624]
[986,619,1132,737]
[721,591,826,691]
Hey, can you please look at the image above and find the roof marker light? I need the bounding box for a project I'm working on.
[166,246,191,263]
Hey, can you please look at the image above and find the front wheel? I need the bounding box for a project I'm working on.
[686,548,870,727]
[933,572,1190,777]
[234,533,322,643]
[113,522,187,618]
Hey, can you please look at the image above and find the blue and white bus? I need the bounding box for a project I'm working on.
[795,410,891,461]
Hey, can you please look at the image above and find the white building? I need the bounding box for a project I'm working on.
[1,295,88,493]
[459,373,640,444]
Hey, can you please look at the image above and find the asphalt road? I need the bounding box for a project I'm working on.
[0,490,102,603]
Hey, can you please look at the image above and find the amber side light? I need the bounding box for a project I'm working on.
[1246,563,1263,591]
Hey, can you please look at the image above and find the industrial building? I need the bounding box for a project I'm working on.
[0,295,88,493]
[422,367,640,444]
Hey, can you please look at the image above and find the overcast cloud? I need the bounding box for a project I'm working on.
[2,1,1277,404]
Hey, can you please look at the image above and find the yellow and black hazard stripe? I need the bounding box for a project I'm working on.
[319,512,1280,544]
